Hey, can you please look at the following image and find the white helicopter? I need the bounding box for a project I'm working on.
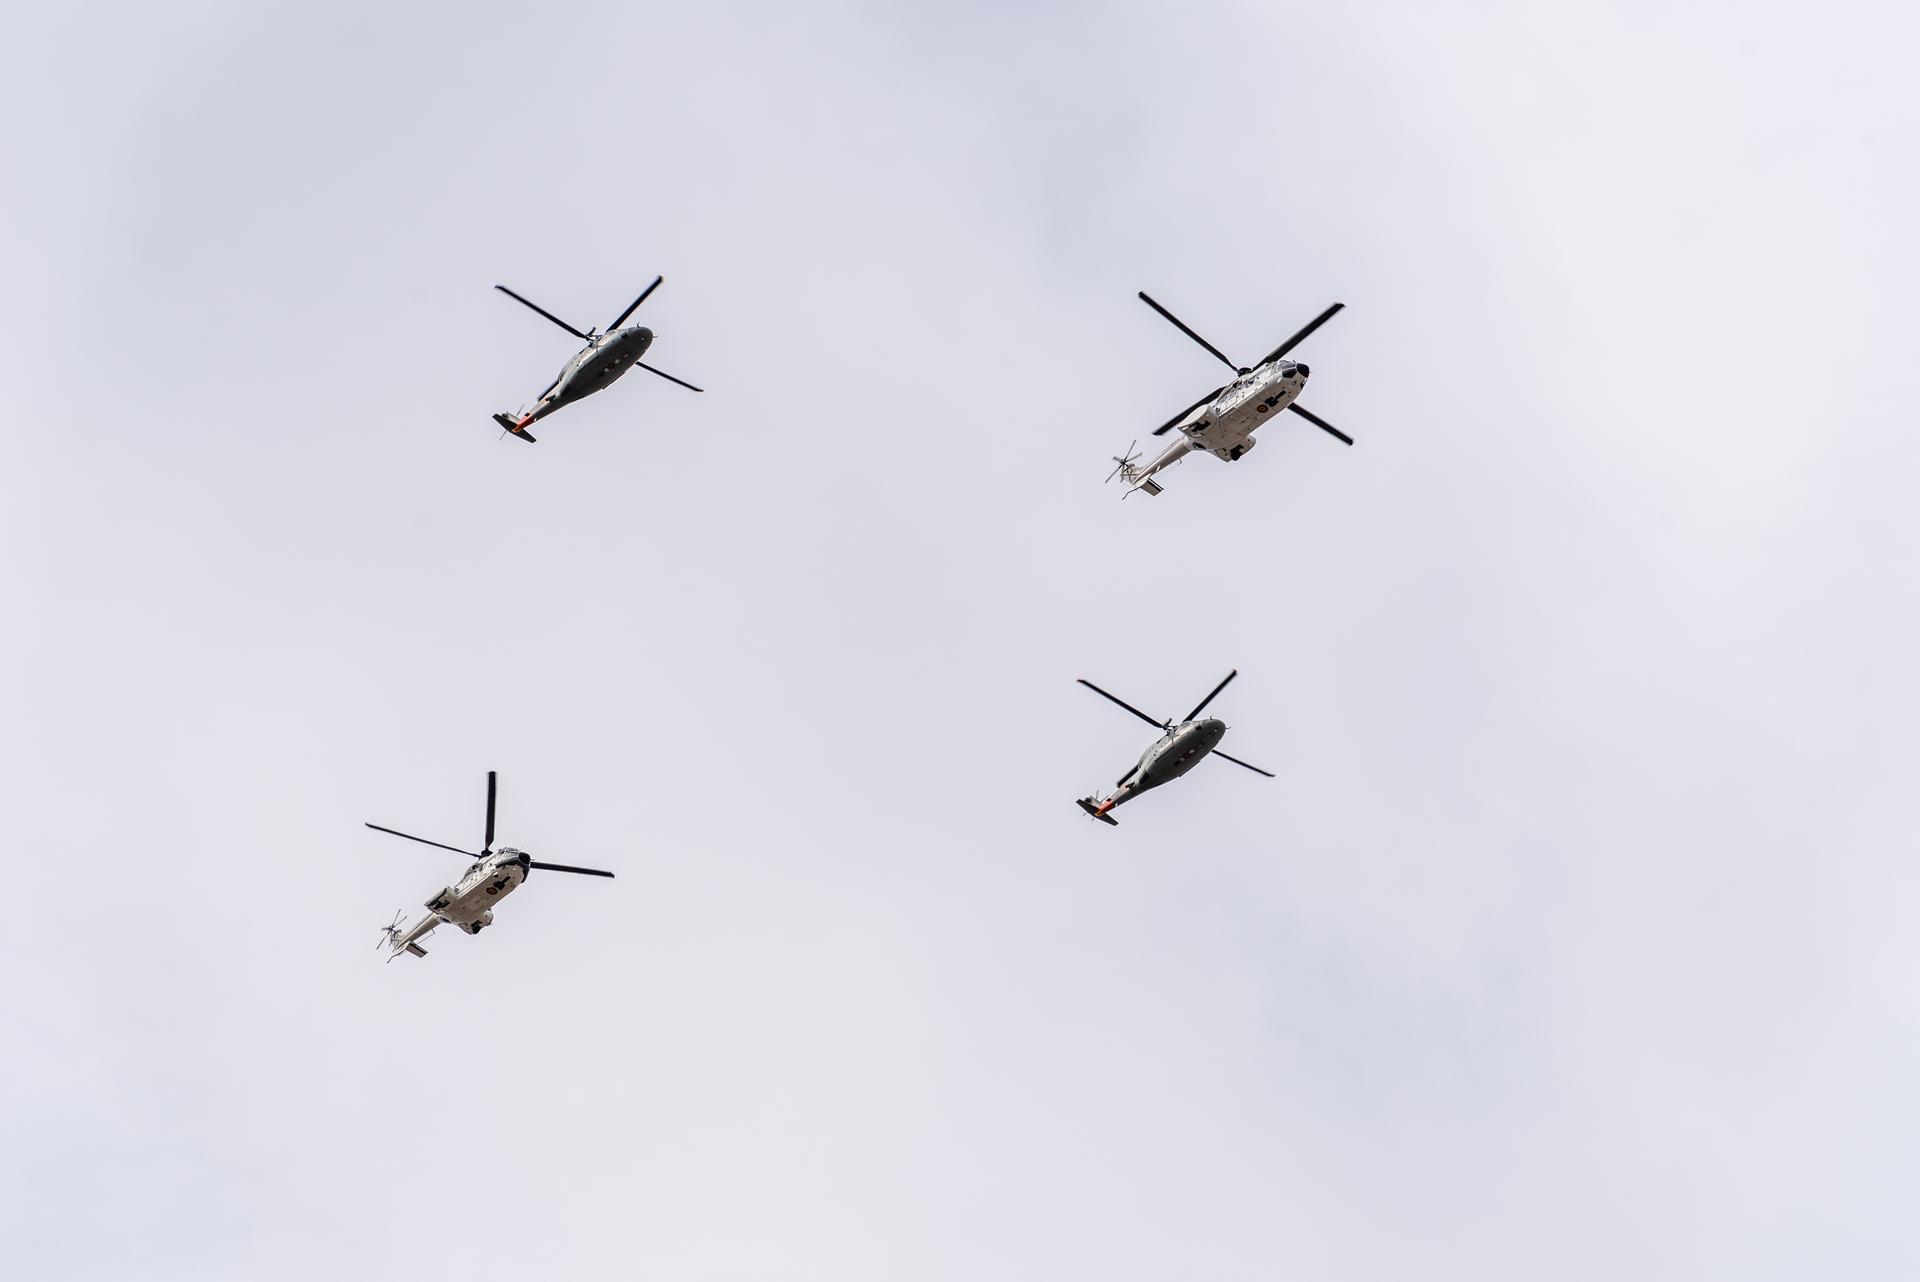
[1109,292,1352,496]
[366,771,612,961]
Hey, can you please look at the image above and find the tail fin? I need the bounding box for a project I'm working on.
[1076,797,1120,826]
[379,912,435,962]
[1105,441,1157,498]
[492,413,537,443]
[1110,457,1163,498]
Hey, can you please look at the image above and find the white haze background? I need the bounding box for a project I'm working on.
[4,2,1918,1279]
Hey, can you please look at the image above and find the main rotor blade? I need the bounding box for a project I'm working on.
[635,361,704,393]
[1077,678,1167,730]
[364,823,480,858]
[1138,291,1242,374]
[606,276,663,331]
[494,285,591,340]
[1182,669,1238,722]
[1152,385,1223,436]
[483,771,497,853]
[1211,750,1275,778]
[1287,401,1354,446]
[1258,302,1344,367]
[529,861,616,878]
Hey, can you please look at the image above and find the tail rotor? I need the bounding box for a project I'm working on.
[1105,440,1141,485]
[376,910,406,951]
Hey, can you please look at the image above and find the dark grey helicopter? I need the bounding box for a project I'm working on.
[490,276,702,442]
[1075,669,1273,825]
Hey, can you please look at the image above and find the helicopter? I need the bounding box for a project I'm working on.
[365,771,612,961]
[1074,669,1273,825]
[1107,291,1352,496]
[489,276,703,442]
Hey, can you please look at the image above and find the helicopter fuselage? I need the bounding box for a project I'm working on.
[1115,360,1311,496]
[1179,360,1309,459]
[515,325,655,427]
[1092,717,1228,817]
[424,848,531,934]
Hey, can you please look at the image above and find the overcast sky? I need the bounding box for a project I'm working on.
[5,2,1918,1278]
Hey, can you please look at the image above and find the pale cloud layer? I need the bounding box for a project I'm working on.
[4,3,1917,1279]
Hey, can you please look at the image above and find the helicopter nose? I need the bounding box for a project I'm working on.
[1293,362,1309,378]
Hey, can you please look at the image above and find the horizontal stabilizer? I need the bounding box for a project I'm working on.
[1076,797,1120,826]
[491,413,538,443]
[405,942,427,957]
